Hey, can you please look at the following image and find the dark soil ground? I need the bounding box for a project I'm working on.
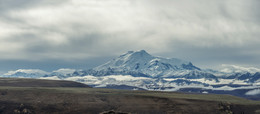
[0,78,259,114]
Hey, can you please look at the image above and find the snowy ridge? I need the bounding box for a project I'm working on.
[4,69,48,75]
[40,74,259,91]
[220,64,260,74]
[3,69,49,78]
[52,68,76,75]
[49,68,76,78]
[2,68,76,78]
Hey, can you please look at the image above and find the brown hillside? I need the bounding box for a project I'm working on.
[0,78,90,88]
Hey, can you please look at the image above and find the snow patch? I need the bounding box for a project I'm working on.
[245,89,260,96]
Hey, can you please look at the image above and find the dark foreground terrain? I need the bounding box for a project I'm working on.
[0,78,260,114]
[0,78,90,87]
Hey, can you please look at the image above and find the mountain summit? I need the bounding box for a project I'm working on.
[93,50,200,77]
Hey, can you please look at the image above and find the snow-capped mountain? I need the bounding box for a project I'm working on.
[3,69,49,78]
[2,68,77,79]
[87,50,200,77]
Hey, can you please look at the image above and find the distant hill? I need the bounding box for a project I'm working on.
[0,78,90,88]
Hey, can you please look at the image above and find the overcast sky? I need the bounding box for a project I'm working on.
[0,0,260,72]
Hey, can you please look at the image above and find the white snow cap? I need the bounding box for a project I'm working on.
[245,89,260,96]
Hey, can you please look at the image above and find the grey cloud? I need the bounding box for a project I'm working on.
[0,0,259,71]
[0,0,67,11]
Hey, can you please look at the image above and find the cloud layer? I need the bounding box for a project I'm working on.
[0,0,260,71]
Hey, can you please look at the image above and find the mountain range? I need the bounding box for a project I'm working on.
[1,50,260,100]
